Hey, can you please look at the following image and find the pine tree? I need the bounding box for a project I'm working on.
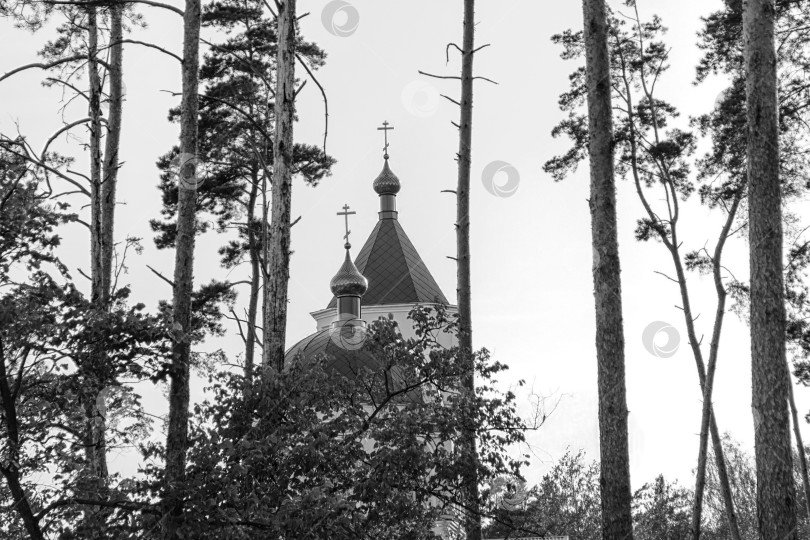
[581,1,634,538]
[151,0,333,381]
[163,0,201,535]
[744,1,797,538]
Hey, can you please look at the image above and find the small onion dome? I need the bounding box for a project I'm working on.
[329,249,368,297]
[372,159,401,196]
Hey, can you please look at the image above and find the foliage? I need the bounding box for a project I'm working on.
[544,7,712,225]
[483,439,810,540]
[693,0,810,386]
[633,475,691,540]
[0,175,169,537]
[132,307,529,538]
[703,434,810,539]
[484,449,601,539]
[150,0,335,250]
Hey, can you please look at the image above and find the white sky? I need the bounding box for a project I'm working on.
[2,0,807,492]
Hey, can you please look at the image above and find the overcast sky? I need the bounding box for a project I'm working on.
[2,0,804,490]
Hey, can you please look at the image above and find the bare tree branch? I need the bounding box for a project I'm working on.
[42,0,183,16]
[295,53,329,153]
[0,55,111,84]
[441,94,460,106]
[116,39,182,63]
[146,264,174,287]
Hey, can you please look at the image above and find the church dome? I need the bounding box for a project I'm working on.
[330,249,368,297]
[372,159,401,195]
[285,328,379,376]
[284,327,422,404]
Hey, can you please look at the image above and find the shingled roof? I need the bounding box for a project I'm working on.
[327,218,449,308]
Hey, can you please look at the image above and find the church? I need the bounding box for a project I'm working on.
[283,127,462,538]
[285,130,457,376]
[279,125,571,540]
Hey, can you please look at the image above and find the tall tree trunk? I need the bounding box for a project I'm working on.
[744,1,797,539]
[262,0,295,374]
[83,1,125,496]
[163,0,201,535]
[582,1,634,539]
[787,365,810,518]
[245,166,260,381]
[456,1,481,538]
[101,1,123,301]
[88,10,103,310]
[84,3,109,499]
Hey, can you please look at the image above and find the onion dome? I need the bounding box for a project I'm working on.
[286,328,379,378]
[284,328,423,404]
[326,220,449,308]
[372,158,401,196]
[329,247,368,297]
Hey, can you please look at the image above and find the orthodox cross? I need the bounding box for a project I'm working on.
[337,203,356,248]
[377,120,394,159]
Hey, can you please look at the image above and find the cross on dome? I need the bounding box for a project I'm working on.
[372,121,401,202]
[377,120,394,159]
[337,203,356,249]
[329,203,368,301]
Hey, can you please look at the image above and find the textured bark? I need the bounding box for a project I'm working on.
[162,0,201,536]
[84,3,109,493]
[456,1,481,538]
[456,0,474,380]
[262,0,295,374]
[788,369,810,518]
[101,2,124,301]
[88,8,103,310]
[583,1,634,539]
[744,1,797,539]
[244,167,260,381]
[81,2,125,497]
